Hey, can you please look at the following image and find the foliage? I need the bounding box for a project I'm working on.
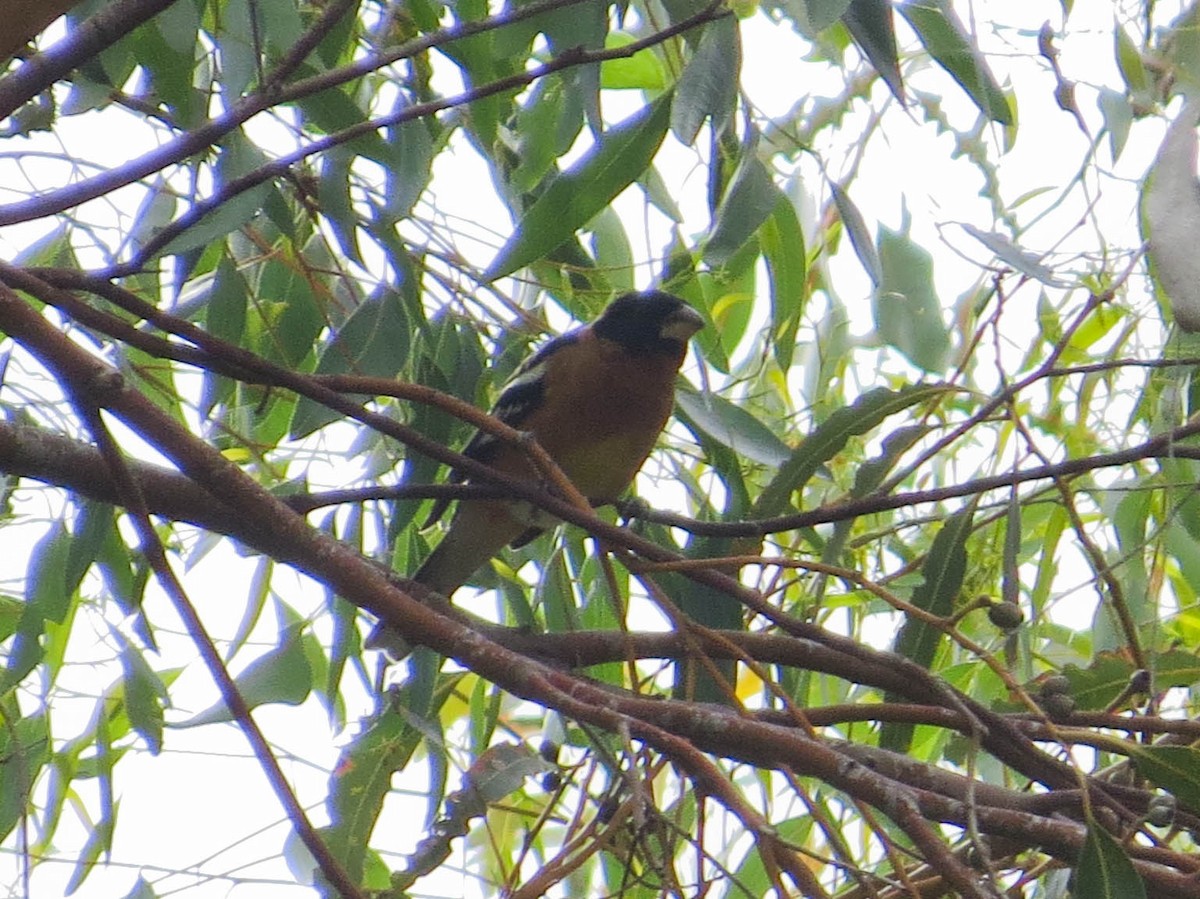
[2,1,1200,898]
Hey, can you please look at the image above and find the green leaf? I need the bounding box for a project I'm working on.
[815,426,929,600]
[761,193,808,371]
[601,32,667,90]
[486,93,673,280]
[120,645,168,754]
[874,215,950,372]
[295,86,395,166]
[128,180,177,255]
[959,223,1066,287]
[0,594,21,643]
[1097,88,1133,163]
[323,677,463,883]
[1049,651,1200,713]
[830,181,880,286]
[899,0,1011,124]
[318,145,362,266]
[1113,23,1149,100]
[200,254,249,416]
[66,501,116,601]
[140,4,202,125]
[705,152,782,266]
[0,707,49,844]
[754,385,948,518]
[257,257,323,368]
[174,625,312,727]
[842,0,903,102]
[219,0,260,97]
[803,0,855,32]
[119,876,158,899]
[1163,6,1200,90]
[732,814,816,894]
[881,499,976,752]
[1073,817,1147,899]
[28,522,73,624]
[154,184,271,260]
[587,207,635,292]
[676,385,792,467]
[290,289,412,438]
[506,78,576,195]
[1126,744,1200,812]
[670,15,739,145]
[65,814,115,894]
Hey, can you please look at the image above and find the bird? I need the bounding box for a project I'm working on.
[370,289,704,647]
[1145,98,1200,332]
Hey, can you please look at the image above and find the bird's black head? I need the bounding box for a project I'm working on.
[591,290,704,354]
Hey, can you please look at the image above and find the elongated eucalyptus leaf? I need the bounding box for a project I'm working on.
[671,15,739,145]
[842,0,902,101]
[874,218,951,372]
[486,94,673,280]
[754,385,947,519]
[761,193,808,371]
[1125,744,1200,812]
[1073,817,1147,899]
[900,1,1011,124]
[880,498,976,752]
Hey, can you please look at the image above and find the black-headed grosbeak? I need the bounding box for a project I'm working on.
[404,289,703,599]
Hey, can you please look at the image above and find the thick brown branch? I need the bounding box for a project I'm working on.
[0,0,180,121]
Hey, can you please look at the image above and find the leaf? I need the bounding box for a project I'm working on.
[803,0,855,32]
[881,499,976,752]
[153,184,271,260]
[173,626,312,727]
[676,386,792,467]
[754,385,948,519]
[959,223,1067,286]
[1042,651,1186,713]
[1097,88,1133,163]
[119,877,158,899]
[842,0,903,102]
[220,0,261,98]
[705,152,782,266]
[761,193,808,371]
[0,708,49,844]
[64,813,114,894]
[467,743,553,803]
[141,3,202,125]
[290,289,412,438]
[670,15,739,145]
[1113,23,1150,102]
[28,522,73,624]
[323,676,464,883]
[200,254,249,417]
[601,31,667,90]
[830,181,880,286]
[899,0,1011,124]
[1163,5,1200,90]
[120,645,168,755]
[294,85,395,166]
[127,180,177,255]
[874,215,950,372]
[815,425,929,602]
[587,207,635,291]
[486,93,673,280]
[506,79,573,195]
[318,145,362,266]
[66,501,116,601]
[1126,744,1200,812]
[1073,817,1147,899]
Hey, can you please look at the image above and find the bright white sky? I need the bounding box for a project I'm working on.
[0,2,1189,897]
